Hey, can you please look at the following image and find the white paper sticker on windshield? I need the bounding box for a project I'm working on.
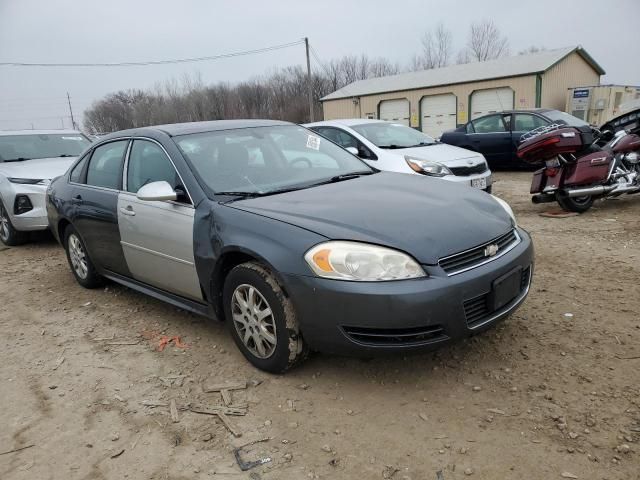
[306,135,321,150]
[62,136,84,140]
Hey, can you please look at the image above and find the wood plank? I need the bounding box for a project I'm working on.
[202,381,246,393]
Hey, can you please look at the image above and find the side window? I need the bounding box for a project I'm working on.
[126,140,180,194]
[465,122,475,133]
[69,153,89,183]
[315,127,376,160]
[514,114,548,131]
[471,115,507,133]
[86,141,128,189]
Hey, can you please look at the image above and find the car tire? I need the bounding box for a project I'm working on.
[556,192,594,213]
[0,199,28,246]
[223,262,308,373]
[64,225,103,288]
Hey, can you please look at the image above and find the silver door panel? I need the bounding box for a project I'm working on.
[117,193,202,300]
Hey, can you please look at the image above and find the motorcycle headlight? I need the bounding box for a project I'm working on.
[8,178,50,185]
[404,156,452,177]
[304,241,426,281]
[492,195,517,226]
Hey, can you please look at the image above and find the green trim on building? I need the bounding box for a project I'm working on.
[535,74,542,108]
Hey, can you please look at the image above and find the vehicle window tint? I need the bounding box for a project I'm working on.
[466,123,475,133]
[514,114,548,131]
[472,115,506,133]
[70,153,89,183]
[127,140,180,194]
[86,141,128,190]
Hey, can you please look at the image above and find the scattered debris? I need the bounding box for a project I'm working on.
[560,472,578,479]
[140,400,169,408]
[436,470,445,480]
[418,413,428,422]
[110,449,125,459]
[106,340,140,346]
[170,399,179,423]
[202,381,247,393]
[157,336,188,352]
[464,467,474,476]
[0,444,35,456]
[487,408,506,416]
[233,438,272,471]
[382,465,399,479]
[539,210,579,218]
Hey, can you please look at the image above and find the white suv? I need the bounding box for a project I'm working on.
[0,130,91,245]
[305,119,492,192]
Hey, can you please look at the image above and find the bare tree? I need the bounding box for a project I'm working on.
[416,23,453,69]
[464,19,509,62]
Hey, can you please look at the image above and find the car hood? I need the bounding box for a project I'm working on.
[0,157,76,180]
[227,172,512,265]
[388,143,484,166]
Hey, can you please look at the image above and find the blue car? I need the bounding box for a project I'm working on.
[440,109,590,169]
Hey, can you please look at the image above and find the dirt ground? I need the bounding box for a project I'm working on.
[1,172,638,480]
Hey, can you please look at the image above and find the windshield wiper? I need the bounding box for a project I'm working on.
[406,141,437,147]
[329,171,376,182]
[3,157,32,162]
[216,191,264,198]
[377,144,405,149]
[54,154,75,158]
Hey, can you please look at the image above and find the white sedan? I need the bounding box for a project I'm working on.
[305,119,492,192]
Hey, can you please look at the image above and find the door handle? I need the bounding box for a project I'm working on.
[71,194,82,204]
[119,206,136,216]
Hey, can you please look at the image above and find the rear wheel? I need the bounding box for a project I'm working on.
[556,192,594,213]
[64,226,103,288]
[0,200,28,246]
[223,262,307,373]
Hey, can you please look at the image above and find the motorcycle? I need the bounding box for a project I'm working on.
[516,123,640,213]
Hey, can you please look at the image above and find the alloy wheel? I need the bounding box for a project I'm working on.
[231,284,277,359]
[68,234,88,279]
[0,203,9,243]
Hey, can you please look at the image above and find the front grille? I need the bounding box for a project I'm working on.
[342,324,447,347]
[449,163,488,176]
[439,230,519,275]
[463,266,531,328]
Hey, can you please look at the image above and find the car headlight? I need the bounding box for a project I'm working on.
[404,156,452,177]
[8,178,50,185]
[304,241,426,281]
[492,195,517,226]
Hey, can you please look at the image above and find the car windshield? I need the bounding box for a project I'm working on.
[544,110,589,127]
[351,122,436,148]
[0,133,91,162]
[174,125,375,196]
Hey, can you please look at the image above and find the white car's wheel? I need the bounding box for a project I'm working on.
[0,200,28,246]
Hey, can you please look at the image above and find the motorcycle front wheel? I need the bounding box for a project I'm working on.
[556,191,594,213]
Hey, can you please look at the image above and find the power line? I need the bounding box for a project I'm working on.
[0,40,305,68]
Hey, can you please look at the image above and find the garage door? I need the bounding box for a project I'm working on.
[470,88,514,119]
[420,94,457,138]
[379,99,410,126]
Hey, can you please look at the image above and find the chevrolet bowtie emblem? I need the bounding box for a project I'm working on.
[484,244,499,257]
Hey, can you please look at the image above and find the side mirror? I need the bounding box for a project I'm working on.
[136,181,177,202]
[346,146,359,156]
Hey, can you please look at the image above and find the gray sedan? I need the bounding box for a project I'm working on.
[47,120,533,372]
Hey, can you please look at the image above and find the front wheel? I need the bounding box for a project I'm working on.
[556,191,594,213]
[0,200,28,246]
[223,262,307,373]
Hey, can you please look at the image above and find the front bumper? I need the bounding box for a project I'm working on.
[441,171,492,189]
[4,183,50,231]
[282,227,533,356]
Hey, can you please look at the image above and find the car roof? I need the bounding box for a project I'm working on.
[305,119,394,128]
[0,129,84,136]
[104,119,293,139]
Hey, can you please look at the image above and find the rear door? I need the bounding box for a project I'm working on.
[71,139,130,275]
[117,139,202,300]
[467,114,512,167]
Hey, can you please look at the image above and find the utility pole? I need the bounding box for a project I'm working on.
[305,37,314,123]
[66,92,76,129]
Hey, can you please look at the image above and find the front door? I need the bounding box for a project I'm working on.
[468,114,512,167]
[117,139,202,301]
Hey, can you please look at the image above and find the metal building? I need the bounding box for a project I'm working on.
[320,46,605,138]
[566,85,640,125]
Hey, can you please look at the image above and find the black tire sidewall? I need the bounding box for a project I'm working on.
[556,192,594,213]
[223,263,302,373]
[0,199,27,246]
[64,225,102,288]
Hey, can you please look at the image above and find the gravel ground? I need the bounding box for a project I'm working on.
[0,172,638,480]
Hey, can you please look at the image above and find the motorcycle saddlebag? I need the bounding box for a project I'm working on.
[562,151,613,187]
[530,167,545,193]
[518,128,584,164]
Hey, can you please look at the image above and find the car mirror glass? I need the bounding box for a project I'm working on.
[136,181,177,202]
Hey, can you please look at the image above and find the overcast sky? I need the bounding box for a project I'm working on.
[1,0,638,130]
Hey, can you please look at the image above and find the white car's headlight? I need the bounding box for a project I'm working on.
[404,156,452,177]
[305,241,426,281]
[492,195,517,226]
[8,177,50,185]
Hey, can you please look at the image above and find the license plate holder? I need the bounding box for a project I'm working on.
[471,177,487,189]
[490,267,522,311]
